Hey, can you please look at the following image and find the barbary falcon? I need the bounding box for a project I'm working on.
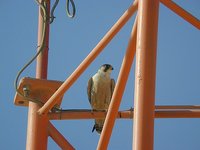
[87,64,115,134]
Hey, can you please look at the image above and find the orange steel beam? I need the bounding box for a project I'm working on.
[48,122,75,150]
[133,0,159,150]
[38,0,138,115]
[48,109,200,120]
[26,1,50,150]
[49,109,134,120]
[97,13,138,150]
[160,0,200,30]
[156,110,200,118]
[155,105,200,110]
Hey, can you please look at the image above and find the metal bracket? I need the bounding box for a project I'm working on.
[14,77,64,107]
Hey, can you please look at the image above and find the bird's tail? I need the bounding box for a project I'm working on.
[92,119,104,134]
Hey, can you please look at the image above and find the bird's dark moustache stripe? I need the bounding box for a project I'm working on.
[103,64,112,72]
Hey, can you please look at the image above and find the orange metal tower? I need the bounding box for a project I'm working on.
[14,0,200,150]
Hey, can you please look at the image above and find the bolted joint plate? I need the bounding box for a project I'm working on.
[14,77,64,107]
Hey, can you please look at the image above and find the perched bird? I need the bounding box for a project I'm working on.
[87,64,115,134]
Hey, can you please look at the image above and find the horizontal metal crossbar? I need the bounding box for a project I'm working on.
[49,105,200,120]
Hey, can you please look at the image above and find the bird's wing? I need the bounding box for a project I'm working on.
[87,77,93,104]
[111,79,115,97]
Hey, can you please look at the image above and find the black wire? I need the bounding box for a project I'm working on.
[14,0,61,112]
[49,0,60,24]
[15,0,48,106]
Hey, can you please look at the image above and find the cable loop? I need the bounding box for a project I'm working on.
[66,0,76,18]
[35,0,48,22]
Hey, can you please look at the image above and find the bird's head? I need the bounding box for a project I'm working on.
[99,64,114,75]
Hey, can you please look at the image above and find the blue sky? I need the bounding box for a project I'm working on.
[0,0,200,150]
